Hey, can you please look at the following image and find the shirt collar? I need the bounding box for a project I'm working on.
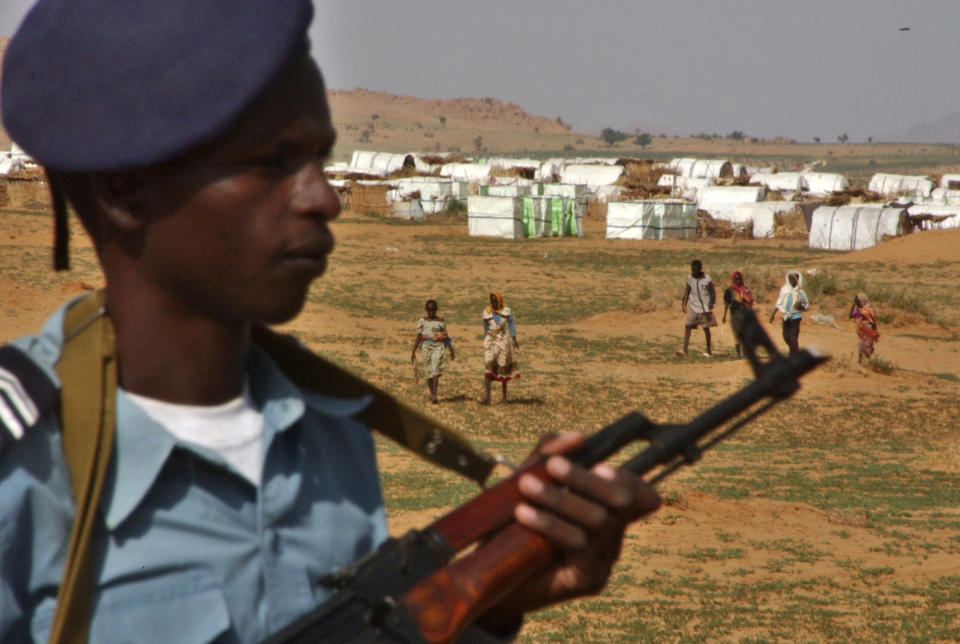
[101,341,373,530]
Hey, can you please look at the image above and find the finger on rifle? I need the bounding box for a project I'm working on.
[542,457,661,523]
[516,431,579,468]
[534,431,585,456]
[591,463,662,518]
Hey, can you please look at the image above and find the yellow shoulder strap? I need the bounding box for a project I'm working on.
[252,327,495,485]
[49,289,115,644]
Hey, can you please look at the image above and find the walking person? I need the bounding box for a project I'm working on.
[722,270,755,359]
[678,259,717,358]
[481,291,520,404]
[0,1,660,640]
[411,299,455,403]
[849,293,880,364]
[769,270,809,354]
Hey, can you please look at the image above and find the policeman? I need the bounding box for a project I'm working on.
[0,1,660,641]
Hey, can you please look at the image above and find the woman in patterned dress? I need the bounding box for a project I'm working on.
[849,293,879,364]
[481,291,520,404]
[411,299,455,403]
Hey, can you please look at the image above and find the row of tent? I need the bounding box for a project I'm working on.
[333,150,960,247]
[342,150,960,203]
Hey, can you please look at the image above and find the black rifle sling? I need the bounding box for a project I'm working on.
[252,326,496,486]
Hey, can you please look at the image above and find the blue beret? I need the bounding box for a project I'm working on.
[1,0,314,172]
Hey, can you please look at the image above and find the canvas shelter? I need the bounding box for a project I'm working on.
[348,151,415,176]
[928,188,960,205]
[605,200,697,240]
[490,157,539,172]
[558,164,625,191]
[543,183,587,223]
[749,172,806,193]
[729,202,802,238]
[387,177,458,214]
[867,173,934,198]
[440,162,493,183]
[939,174,960,189]
[483,184,532,197]
[668,158,734,179]
[906,204,960,230]
[801,172,849,196]
[535,159,564,182]
[696,185,765,220]
[467,195,524,238]
[657,175,714,201]
[808,205,909,250]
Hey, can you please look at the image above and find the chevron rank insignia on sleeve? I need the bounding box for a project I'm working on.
[0,345,58,457]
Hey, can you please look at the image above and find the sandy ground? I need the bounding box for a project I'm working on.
[1,209,958,641]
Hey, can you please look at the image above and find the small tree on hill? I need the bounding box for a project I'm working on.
[837,133,849,143]
[727,130,745,141]
[634,132,652,149]
[601,127,628,147]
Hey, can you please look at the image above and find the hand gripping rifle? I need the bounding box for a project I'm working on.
[265,306,827,643]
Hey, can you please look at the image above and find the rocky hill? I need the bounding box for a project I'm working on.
[328,88,573,134]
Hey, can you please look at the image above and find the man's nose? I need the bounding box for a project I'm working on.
[293,161,341,221]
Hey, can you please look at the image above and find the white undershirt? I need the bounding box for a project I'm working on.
[123,380,265,486]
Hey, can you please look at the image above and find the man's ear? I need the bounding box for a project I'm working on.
[91,172,149,231]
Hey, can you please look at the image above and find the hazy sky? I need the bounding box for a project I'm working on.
[3,1,958,142]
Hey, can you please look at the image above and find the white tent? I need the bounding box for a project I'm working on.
[489,157,539,172]
[907,204,960,230]
[606,200,697,240]
[657,175,714,201]
[488,176,536,188]
[388,178,459,214]
[593,185,624,202]
[696,186,765,220]
[668,158,734,179]
[558,164,625,191]
[535,159,564,182]
[521,195,582,237]
[749,172,848,197]
[867,173,934,198]
[484,184,532,197]
[749,172,806,193]
[467,196,524,238]
[939,174,960,189]
[348,151,415,175]
[439,162,492,183]
[802,172,849,196]
[928,188,960,205]
[808,205,909,250]
[729,202,801,238]
[543,183,587,224]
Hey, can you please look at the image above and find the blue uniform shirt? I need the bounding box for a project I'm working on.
[0,302,388,643]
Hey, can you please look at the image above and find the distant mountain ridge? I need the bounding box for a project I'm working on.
[893,112,960,144]
[326,88,574,134]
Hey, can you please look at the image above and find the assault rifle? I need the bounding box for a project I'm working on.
[265,306,827,643]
